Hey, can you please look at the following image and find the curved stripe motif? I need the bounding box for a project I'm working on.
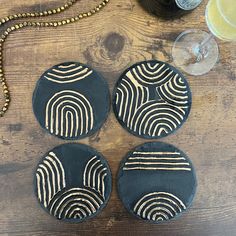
[45,90,94,138]
[44,63,93,83]
[114,61,191,138]
[49,188,104,220]
[36,152,66,208]
[83,156,108,199]
[133,192,186,222]
[35,144,111,222]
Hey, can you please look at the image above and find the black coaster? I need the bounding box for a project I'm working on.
[117,142,197,223]
[113,60,192,139]
[33,62,110,140]
[34,143,112,222]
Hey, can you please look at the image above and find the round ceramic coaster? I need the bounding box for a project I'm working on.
[34,143,112,222]
[113,60,192,139]
[33,62,110,140]
[117,142,197,223]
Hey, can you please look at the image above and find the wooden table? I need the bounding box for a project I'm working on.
[0,0,235,235]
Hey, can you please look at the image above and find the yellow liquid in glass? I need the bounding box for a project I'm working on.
[206,0,236,41]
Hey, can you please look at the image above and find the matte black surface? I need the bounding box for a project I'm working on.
[34,143,112,222]
[33,62,110,140]
[117,142,197,223]
[113,60,192,139]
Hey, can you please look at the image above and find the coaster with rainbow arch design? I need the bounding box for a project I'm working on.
[117,142,197,223]
[33,62,110,140]
[113,60,192,139]
[34,143,112,222]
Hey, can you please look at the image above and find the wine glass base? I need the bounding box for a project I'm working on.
[172,30,219,76]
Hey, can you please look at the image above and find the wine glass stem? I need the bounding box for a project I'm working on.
[195,33,215,62]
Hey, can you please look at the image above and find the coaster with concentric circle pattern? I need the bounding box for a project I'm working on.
[113,60,192,139]
[33,62,110,140]
[117,142,197,223]
[34,143,112,222]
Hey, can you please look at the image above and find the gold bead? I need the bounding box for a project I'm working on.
[52,9,57,14]
[4,102,9,107]
[62,20,66,25]
[66,19,70,23]
[2,107,7,112]
[79,14,83,19]
[53,22,58,27]
[58,22,62,26]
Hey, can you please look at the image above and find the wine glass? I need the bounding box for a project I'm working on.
[172,0,236,76]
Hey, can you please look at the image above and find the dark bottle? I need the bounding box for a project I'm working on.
[138,0,202,19]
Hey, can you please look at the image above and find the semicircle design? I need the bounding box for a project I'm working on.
[133,192,186,222]
[33,62,110,140]
[34,143,112,222]
[117,142,197,224]
[44,63,93,84]
[45,90,94,138]
[113,60,191,139]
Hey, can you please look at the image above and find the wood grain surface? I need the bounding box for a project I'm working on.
[0,0,236,235]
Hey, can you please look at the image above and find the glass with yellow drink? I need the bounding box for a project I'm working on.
[172,0,236,76]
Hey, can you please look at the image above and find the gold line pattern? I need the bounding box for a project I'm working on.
[36,150,109,221]
[45,90,94,138]
[133,192,186,222]
[83,156,108,198]
[44,63,93,83]
[115,61,190,137]
[49,188,104,220]
[123,151,192,172]
[36,152,66,207]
